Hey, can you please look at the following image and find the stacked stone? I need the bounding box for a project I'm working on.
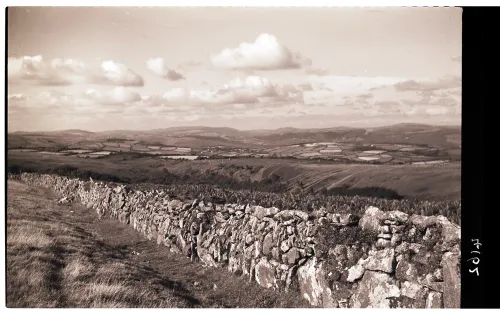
[345,207,461,308]
[15,173,461,309]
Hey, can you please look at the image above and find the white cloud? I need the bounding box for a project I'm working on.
[84,87,141,105]
[210,33,311,70]
[8,87,143,120]
[374,101,401,114]
[8,55,144,86]
[158,76,303,108]
[426,106,449,115]
[146,57,185,80]
[401,100,459,117]
[8,91,72,117]
[98,60,144,86]
[8,93,27,101]
[309,75,406,94]
[8,55,87,85]
[393,75,461,92]
[8,76,303,122]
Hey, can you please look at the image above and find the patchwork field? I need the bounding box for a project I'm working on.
[7,123,461,165]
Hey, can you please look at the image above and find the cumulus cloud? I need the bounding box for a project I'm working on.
[374,101,401,114]
[394,75,461,92]
[8,91,74,117]
[97,61,144,86]
[8,93,27,101]
[210,33,311,70]
[403,104,457,117]
[426,106,450,115]
[8,55,144,86]
[84,87,141,105]
[8,55,87,85]
[8,93,31,114]
[146,57,185,80]
[452,56,462,62]
[336,100,354,107]
[356,93,374,100]
[8,87,143,117]
[159,76,304,108]
[311,76,405,94]
[402,92,460,109]
[298,83,314,91]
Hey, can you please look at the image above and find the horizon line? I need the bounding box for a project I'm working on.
[8,121,462,134]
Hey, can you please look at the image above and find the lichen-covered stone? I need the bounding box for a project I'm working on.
[375,238,391,248]
[346,258,367,282]
[297,257,330,307]
[426,291,444,308]
[283,247,301,266]
[359,206,384,233]
[409,214,437,230]
[436,216,461,245]
[262,233,274,256]
[350,271,400,308]
[384,210,409,223]
[396,258,419,282]
[401,281,423,299]
[442,251,460,308]
[255,257,277,289]
[365,248,395,273]
[274,210,309,221]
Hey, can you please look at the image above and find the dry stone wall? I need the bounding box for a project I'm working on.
[14,173,461,308]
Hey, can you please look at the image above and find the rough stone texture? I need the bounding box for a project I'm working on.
[297,257,323,306]
[384,210,409,223]
[15,173,461,309]
[359,206,384,233]
[364,248,395,273]
[283,247,301,266]
[262,233,274,256]
[426,291,444,308]
[436,216,461,246]
[442,251,461,308]
[401,281,423,299]
[255,258,277,289]
[350,271,400,308]
[346,259,366,282]
[409,215,437,230]
[396,258,419,282]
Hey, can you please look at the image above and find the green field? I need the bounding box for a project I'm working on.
[8,150,460,201]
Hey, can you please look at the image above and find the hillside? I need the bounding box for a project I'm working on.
[8,123,461,149]
[8,152,461,201]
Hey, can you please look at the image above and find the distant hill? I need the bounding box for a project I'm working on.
[8,123,461,149]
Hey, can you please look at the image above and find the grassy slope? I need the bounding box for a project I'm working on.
[6,181,309,308]
[8,152,461,200]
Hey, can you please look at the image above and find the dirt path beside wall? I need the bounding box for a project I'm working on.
[6,180,309,308]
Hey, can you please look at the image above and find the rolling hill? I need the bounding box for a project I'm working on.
[8,123,461,149]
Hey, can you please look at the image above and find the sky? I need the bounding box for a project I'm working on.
[7,6,462,132]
